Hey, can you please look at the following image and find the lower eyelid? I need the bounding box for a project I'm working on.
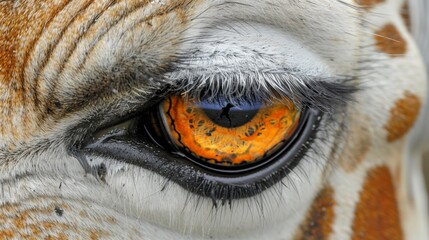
[81,152,322,236]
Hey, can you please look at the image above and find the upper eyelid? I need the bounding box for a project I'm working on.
[67,43,360,135]
[66,69,359,141]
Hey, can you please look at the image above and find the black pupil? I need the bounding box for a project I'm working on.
[199,100,262,128]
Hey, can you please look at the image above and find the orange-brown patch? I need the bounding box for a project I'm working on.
[384,92,421,142]
[355,0,384,10]
[29,223,42,236]
[294,186,335,240]
[0,200,110,239]
[0,229,15,238]
[374,24,407,56]
[401,2,411,31]
[0,1,66,84]
[339,115,372,172]
[90,230,104,240]
[352,166,403,240]
[0,2,19,82]
[0,1,70,143]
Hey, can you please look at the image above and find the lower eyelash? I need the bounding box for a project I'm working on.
[167,134,328,222]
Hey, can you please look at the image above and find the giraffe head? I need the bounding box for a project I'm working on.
[0,0,427,239]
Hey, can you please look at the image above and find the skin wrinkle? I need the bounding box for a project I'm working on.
[72,0,151,71]
[76,0,188,71]
[31,0,95,110]
[0,1,80,142]
[39,0,118,114]
[49,0,193,114]
[44,0,139,99]
[0,0,196,144]
[0,2,51,142]
[2,1,75,118]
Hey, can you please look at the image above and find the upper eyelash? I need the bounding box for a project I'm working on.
[73,71,358,145]
[161,72,360,113]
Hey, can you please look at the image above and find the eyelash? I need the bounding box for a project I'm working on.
[164,72,358,114]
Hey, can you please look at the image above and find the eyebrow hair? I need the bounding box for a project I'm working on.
[162,70,359,114]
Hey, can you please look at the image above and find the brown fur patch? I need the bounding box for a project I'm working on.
[384,92,421,142]
[339,115,372,172]
[355,0,384,10]
[294,186,335,240]
[351,166,403,240]
[0,1,71,143]
[0,229,15,239]
[0,1,67,84]
[374,24,407,56]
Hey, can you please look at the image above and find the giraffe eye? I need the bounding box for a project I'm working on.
[82,93,322,199]
[139,96,301,173]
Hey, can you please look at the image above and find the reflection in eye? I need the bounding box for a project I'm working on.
[161,96,300,168]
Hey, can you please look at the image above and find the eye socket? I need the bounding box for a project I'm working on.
[138,96,301,173]
[78,93,321,200]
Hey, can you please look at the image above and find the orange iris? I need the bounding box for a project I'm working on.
[161,96,301,167]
